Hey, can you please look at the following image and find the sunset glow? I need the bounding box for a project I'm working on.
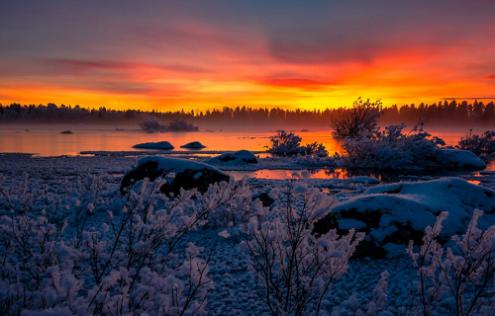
[1,1,495,111]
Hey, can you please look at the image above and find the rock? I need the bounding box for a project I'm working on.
[438,148,486,170]
[180,141,206,149]
[208,150,258,164]
[253,192,274,207]
[313,177,495,258]
[121,156,230,196]
[133,141,174,150]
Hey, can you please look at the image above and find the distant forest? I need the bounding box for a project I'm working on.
[1,101,494,128]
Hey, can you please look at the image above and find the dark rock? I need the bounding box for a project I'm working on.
[121,157,230,196]
[160,168,230,196]
[254,192,274,207]
[313,178,495,258]
[180,141,206,149]
[133,141,174,150]
[208,150,258,164]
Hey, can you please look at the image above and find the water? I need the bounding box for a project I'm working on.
[0,125,472,157]
[0,125,343,156]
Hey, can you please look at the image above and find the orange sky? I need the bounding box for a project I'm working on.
[1,1,495,111]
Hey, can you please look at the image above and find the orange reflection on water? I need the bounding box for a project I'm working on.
[230,168,349,180]
[0,126,344,157]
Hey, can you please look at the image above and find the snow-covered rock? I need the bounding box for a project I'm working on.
[314,177,495,258]
[207,150,258,165]
[438,148,486,170]
[133,141,174,150]
[346,176,380,185]
[180,141,206,149]
[121,156,230,195]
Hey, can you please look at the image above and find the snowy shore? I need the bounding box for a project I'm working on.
[1,153,495,315]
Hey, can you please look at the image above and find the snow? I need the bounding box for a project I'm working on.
[438,148,486,169]
[1,154,495,315]
[133,141,174,150]
[180,141,206,149]
[346,176,380,185]
[137,156,227,175]
[207,150,258,165]
[322,178,495,249]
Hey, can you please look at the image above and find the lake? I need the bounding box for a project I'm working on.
[0,125,477,157]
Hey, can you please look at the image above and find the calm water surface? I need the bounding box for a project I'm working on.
[1,125,493,182]
[0,125,474,157]
[0,126,344,156]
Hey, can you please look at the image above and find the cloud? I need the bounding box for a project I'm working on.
[265,1,495,64]
[42,58,211,75]
[256,75,336,90]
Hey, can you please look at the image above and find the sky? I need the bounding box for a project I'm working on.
[1,0,495,111]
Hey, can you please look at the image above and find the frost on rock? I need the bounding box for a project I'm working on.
[133,141,174,150]
[207,150,258,165]
[437,148,486,170]
[314,177,495,258]
[120,156,230,195]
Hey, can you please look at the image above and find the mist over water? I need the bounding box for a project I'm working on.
[0,124,480,157]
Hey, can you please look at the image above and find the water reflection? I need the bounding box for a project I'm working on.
[229,164,494,183]
[0,126,343,157]
[230,168,347,180]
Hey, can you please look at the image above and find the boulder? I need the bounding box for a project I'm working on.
[180,141,206,149]
[253,192,274,207]
[437,148,486,170]
[208,150,258,164]
[133,141,174,150]
[313,177,495,258]
[121,156,230,196]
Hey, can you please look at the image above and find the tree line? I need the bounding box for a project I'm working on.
[1,100,494,127]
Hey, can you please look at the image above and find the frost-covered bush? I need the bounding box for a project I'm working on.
[199,180,260,228]
[268,130,328,157]
[331,98,381,139]
[244,183,364,315]
[407,210,495,315]
[458,130,495,157]
[331,271,390,316]
[0,178,213,315]
[343,124,446,170]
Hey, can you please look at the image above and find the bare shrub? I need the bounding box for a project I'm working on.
[331,98,381,139]
[458,130,495,157]
[268,130,328,157]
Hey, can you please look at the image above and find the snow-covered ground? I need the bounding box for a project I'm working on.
[1,153,494,315]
